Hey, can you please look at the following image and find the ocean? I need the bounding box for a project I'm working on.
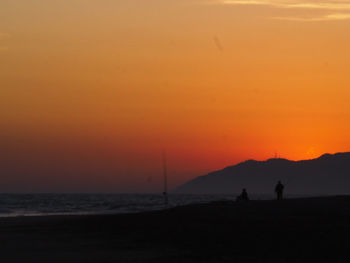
[0,193,232,217]
[0,193,282,217]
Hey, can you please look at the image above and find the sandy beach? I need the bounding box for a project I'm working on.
[1,196,350,262]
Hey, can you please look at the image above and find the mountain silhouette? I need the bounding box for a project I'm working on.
[175,152,350,195]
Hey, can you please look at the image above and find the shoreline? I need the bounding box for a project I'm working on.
[0,194,347,219]
[0,194,344,219]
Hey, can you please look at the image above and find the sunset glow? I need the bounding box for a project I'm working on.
[1,0,350,192]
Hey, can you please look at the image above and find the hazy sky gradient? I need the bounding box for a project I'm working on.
[1,0,350,192]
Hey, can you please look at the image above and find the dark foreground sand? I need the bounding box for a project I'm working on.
[1,196,350,263]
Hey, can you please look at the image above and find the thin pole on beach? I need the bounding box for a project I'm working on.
[162,151,168,205]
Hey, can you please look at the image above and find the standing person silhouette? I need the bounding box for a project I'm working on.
[275,181,284,200]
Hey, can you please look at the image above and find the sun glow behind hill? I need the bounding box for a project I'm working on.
[1,0,350,192]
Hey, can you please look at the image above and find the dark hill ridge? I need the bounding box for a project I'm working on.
[175,152,350,195]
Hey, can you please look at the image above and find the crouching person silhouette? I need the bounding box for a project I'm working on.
[236,188,249,202]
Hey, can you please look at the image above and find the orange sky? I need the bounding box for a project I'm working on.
[1,0,350,192]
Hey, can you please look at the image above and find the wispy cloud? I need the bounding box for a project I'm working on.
[285,2,350,10]
[214,0,350,21]
[273,13,350,21]
[221,0,271,5]
[220,0,350,10]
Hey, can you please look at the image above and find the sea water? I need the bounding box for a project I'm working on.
[0,193,276,217]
